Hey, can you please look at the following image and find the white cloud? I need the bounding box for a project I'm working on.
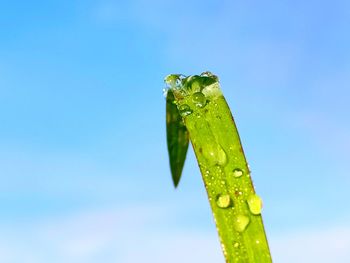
[0,206,223,263]
[0,206,349,263]
[270,225,350,263]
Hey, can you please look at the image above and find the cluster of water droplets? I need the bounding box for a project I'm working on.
[181,89,208,117]
[164,72,220,119]
[177,89,207,117]
[212,165,264,252]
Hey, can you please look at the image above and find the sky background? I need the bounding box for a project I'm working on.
[0,0,350,262]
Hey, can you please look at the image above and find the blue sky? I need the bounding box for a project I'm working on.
[0,0,350,262]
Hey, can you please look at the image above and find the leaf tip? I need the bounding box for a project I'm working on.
[172,172,181,188]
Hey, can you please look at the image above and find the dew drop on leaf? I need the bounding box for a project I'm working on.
[233,168,243,178]
[216,194,231,208]
[247,194,263,215]
[203,144,227,166]
[178,104,193,117]
[217,147,227,166]
[233,215,250,232]
[164,74,181,88]
[192,91,207,108]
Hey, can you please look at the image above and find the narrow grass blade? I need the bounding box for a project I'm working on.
[165,73,272,262]
[166,89,189,187]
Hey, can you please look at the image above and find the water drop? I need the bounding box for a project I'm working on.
[192,92,207,108]
[164,74,182,88]
[178,104,193,117]
[202,144,227,166]
[233,215,250,232]
[191,80,201,91]
[233,242,240,248]
[247,194,263,215]
[233,168,243,178]
[217,147,227,166]
[200,71,218,81]
[216,194,231,208]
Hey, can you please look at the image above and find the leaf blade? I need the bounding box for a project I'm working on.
[166,73,272,262]
[166,89,189,187]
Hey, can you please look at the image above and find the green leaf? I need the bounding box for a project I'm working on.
[166,89,189,187]
[165,72,272,262]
